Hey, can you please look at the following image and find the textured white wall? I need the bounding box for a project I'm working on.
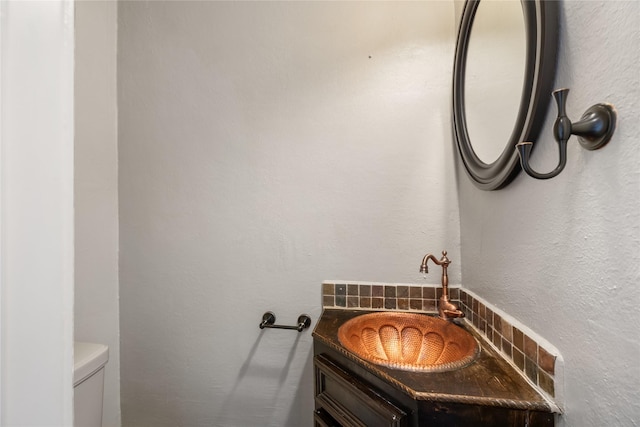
[0,1,75,424]
[118,2,457,426]
[457,1,640,426]
[75,1,121,426]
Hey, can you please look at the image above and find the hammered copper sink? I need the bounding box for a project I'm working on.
[337,312,479,372]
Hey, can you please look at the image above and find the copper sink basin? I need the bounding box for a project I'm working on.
[337,312,479,372]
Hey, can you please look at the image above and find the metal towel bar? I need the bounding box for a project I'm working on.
[259,311,311,332]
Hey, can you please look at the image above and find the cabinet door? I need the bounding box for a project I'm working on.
[314,354,408,427]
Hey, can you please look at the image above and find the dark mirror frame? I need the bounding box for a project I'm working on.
[452,0,559,190]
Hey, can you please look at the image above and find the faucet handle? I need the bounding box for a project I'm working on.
[440,251,451,267]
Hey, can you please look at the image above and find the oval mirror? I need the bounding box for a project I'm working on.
[452,0,559,190]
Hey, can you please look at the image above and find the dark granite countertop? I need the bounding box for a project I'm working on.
[313,309,557,413]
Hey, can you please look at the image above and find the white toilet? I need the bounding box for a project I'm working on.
[74,342,109,427]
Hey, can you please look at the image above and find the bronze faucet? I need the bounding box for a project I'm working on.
[420,250,465,321]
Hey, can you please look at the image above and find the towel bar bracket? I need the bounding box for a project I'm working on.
[259,311,311,332]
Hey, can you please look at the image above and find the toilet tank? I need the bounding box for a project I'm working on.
[74,342,109,427]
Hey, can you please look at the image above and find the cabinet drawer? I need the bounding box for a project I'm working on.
[314,354,407,427]
[314,408,341,427]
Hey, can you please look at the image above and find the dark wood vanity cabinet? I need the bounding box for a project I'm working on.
[313,341,554,427]
[314,353,408,427]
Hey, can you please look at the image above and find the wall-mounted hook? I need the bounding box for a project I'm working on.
[516,88,616,180]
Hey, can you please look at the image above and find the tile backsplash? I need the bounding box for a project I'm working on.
[322,282,458,313]
[322,281,562,406]
[458,289,559,400]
